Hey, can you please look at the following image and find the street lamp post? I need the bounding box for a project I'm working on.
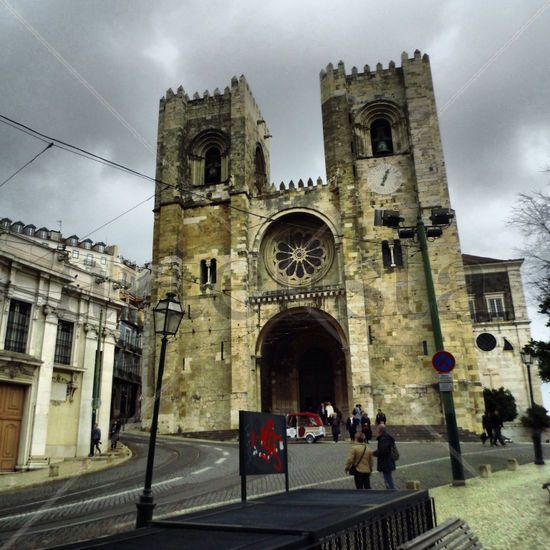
[383,207,465,485]
[416,217,465,485]
[520,350,545,465]
[136,292,184,528]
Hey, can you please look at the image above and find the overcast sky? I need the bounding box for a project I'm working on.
[1,1,549,401]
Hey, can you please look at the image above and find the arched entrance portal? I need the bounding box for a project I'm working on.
[258,308,349,415]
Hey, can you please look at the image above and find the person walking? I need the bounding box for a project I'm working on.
[361,412,372,443]
[110,421,120,449]
[481,411,492,444]
[331,409,342,443]
[91,424,102,456]
[375,409,386,426]
[345,432,373,489]
[346,415,356,442]
[318,402,327,425]
[373,424,396,489]
[490,409,505,446]
[325,401,335,423]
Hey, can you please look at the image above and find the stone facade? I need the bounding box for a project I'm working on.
[147,51,487,434]
[463,254,542,416]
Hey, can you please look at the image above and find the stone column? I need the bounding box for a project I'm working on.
[76,323,100,456]
[28,310,58,467]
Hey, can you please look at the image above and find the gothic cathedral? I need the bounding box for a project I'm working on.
[147,50,484,434]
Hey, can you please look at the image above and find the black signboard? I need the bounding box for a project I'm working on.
[239,410,289,500]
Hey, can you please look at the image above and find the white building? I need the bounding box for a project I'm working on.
[464,254,543,416]
[0,218,128,470]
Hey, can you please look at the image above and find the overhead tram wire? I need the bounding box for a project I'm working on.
[0,142,53,190]
[0,113,385,247]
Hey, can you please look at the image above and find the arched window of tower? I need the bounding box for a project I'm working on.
[188,129,229,185]
[370,119,394,156]
[210,258,217,285]
[254,145,267,193]
[204,146,222,183]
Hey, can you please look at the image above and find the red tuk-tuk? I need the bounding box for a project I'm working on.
[286,412,325,443]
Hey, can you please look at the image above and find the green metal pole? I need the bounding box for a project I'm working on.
[89,308,104,457]
[417,217,465,485]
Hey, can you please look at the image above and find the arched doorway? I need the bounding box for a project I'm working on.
[257,308,348,416]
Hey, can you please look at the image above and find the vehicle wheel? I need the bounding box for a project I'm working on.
[305,434,315,444]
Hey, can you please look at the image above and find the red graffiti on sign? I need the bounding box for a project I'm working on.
[249,418,283,472]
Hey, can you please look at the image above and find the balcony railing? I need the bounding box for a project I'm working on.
[470,310,515,323]
[116,338,142,354]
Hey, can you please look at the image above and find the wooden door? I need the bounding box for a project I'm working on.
[0,383,25,471]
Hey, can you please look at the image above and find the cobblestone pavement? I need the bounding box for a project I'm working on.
[0,434,547,549]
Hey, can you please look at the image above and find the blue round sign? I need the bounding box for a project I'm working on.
[432,351,456,373]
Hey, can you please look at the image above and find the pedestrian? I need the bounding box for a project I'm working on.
[361,412,372,443]
[110,421,120,449]
[345,432,373,489]
[375,408,386,426]
[481,411,491,444]
[318,402,327,425]
[490,410,505,446]
[331,409,342,443]
[373,424,396,489]
[91,423,102,456]
[325,401,335,422]
[346,415,356,442]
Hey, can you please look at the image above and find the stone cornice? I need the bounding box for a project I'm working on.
[249,285,345,304]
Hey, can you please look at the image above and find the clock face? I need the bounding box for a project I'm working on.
[368,163,402,194]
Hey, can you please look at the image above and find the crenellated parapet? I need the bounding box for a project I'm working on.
[263,176,334,196]
[320,50,431,102]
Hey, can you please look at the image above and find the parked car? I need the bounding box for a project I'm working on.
[286,412,325,443]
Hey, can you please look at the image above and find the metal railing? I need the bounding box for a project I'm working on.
[312,493,435,549]
[470,310,515,323]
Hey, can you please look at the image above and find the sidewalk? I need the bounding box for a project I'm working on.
[0,444,132,493]
[431,461,550,549]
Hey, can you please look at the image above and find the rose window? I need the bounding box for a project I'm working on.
[264,220,334,286]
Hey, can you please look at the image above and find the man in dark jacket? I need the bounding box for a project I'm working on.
[375,409,386,426]
[373,424,396,489]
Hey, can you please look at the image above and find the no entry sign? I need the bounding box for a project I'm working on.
[432,350,456,373]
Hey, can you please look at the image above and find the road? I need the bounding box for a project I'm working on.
[0,433,545,549]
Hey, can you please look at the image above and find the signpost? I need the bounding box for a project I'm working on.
[432,350,456,374]
[239,411,289,501]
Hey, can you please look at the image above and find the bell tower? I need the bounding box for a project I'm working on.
[147,76,271,432]
[319,51,483,430]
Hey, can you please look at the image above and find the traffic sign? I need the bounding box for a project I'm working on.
[432,351,456,373]
[438,373,454,392]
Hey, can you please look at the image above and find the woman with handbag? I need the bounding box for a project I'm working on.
[344,432,373,489]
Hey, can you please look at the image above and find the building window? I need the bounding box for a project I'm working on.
[72,250,79,259]
[370,118,393,156]
[204,146,221,184]
[486,294,505,320]
[200,259,217,287]
[82,241,92,250]
[476,332,497,352]
[11,223,23,234]
[37,228,48,239]
[54,320,74,364]
[101,257,106,265]
[24,225,35,236]
[254,145,267,192]
[4,300,31,353]
[468,296,476,320]
[210,259,217,285]
[84,253,95,267]
[382,240,403,268]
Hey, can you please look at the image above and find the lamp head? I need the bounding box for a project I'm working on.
[154,292,184,336]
